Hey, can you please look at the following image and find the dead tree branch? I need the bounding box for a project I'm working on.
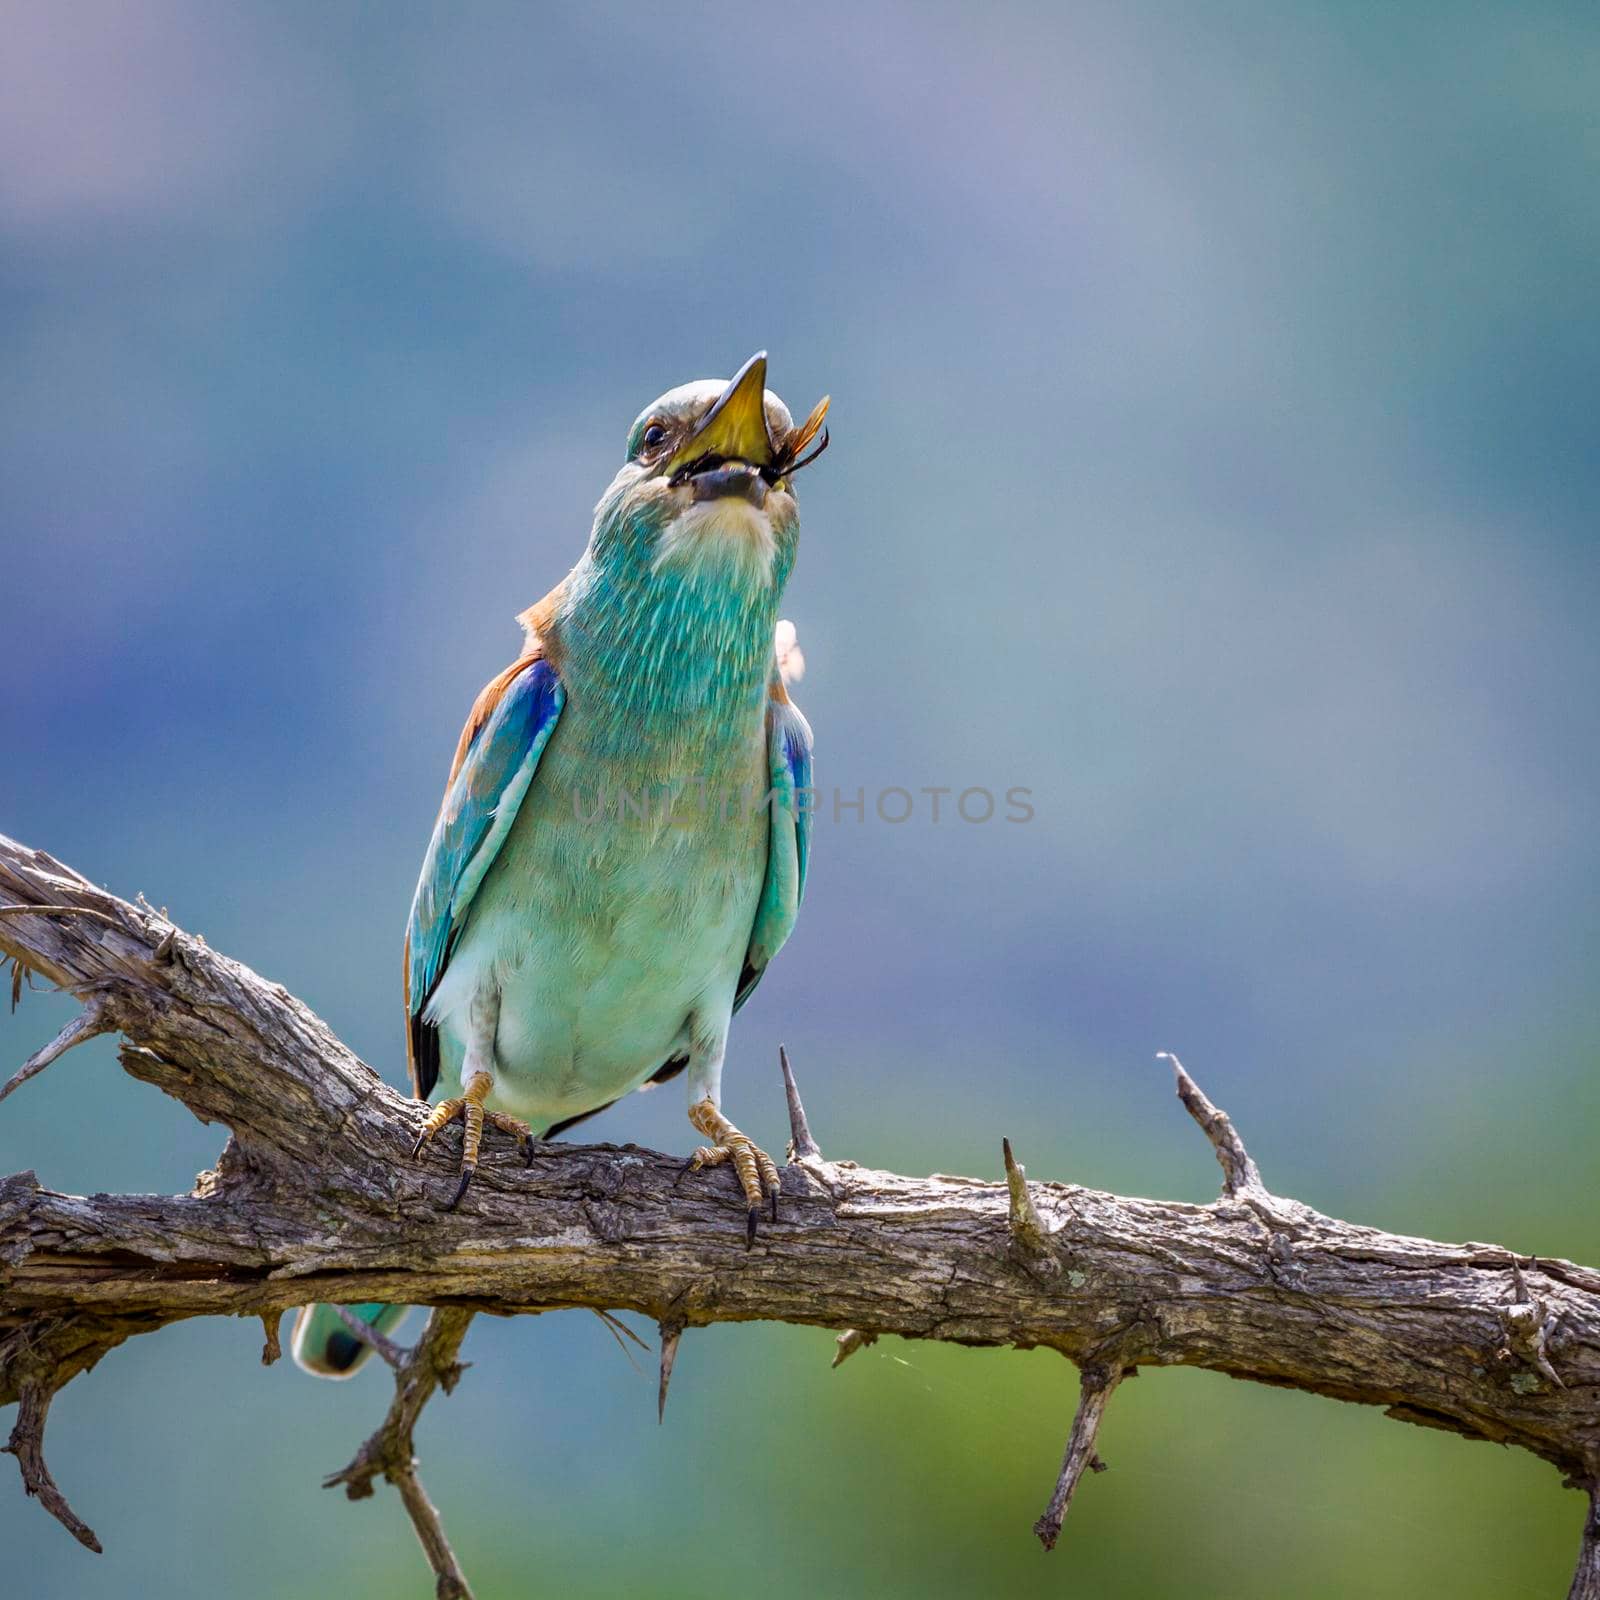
[1571,1484,1600,1600]
[0,994,113,1106]
[325,1307,476,1600]
[2,832,1599,1595]
[1033,1361,1124,1551]
[4,1379,102,1553]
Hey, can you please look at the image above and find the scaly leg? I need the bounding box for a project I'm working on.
[411,986,532,1208]
[679,1029,780,1245]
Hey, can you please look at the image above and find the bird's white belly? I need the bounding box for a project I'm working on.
[425,765,767,1130]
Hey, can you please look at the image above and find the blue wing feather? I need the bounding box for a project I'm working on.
[735,690,813,1012]
[405,655,564,1094]
[783,717,812,898]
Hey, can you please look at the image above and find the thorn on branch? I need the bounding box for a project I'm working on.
[4,1380,102,1553]
[1033,1362,1128,1552]
[658,1321,684,1423]
[1157,1051,1267,1199]
[0,997,113,1106]
[779,1044,822,1162]
[831,1328,877,1369]
[1500,1260,1565,1391]
[259,1310,283,1366]
[1002,1138,1060,1273]
[325,1308,476,1598]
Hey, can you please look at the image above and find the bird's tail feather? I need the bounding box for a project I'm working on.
[291,1301,411,1378]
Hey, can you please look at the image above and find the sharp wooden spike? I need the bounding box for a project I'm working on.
[779,1044,822,1162]
[658,1322,684,1423]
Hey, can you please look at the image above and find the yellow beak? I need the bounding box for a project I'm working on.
[668,351,774,473]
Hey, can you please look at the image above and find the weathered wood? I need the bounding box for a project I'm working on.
[2,830,1598,1590]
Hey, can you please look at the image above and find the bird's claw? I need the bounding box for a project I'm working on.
[411,1090,533,1209]
[685,1097,781,1248]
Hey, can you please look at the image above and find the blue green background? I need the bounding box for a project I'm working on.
[3,2,1598,1594]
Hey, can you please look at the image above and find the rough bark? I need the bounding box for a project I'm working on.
[2,832,1598,1595]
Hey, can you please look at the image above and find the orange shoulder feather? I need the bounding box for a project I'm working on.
[444,584,565,789]
[515,581,565,663]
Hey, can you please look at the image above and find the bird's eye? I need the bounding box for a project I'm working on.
[642,422,667,450]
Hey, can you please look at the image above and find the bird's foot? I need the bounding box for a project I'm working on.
[411,1071,534,1209]
[684,1096,780,1247]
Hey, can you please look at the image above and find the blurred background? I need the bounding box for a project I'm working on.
[3,1,1598,1594]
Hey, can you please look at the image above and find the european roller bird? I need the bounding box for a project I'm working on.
[293,353,827,1376]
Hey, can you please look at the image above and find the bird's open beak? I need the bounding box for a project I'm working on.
[667,351,774,475]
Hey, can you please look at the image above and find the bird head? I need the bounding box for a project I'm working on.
[590,352,829,592]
